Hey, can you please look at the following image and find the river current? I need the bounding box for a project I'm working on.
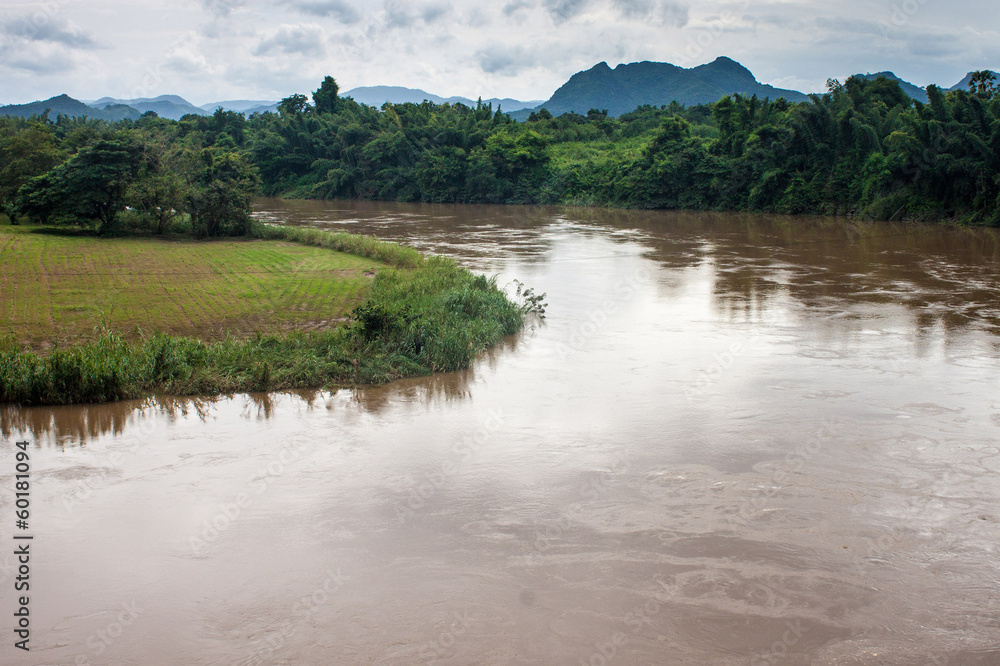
[2,200,999,664]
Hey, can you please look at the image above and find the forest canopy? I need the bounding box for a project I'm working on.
[2,72,999,232]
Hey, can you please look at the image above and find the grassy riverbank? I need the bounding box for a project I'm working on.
[0,223,530,405]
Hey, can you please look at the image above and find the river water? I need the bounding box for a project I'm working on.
[2,200,1000,665]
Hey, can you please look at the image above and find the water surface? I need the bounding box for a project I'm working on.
[2,200,1000,664]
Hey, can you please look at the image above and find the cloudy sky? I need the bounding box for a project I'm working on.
[1,0,998,105]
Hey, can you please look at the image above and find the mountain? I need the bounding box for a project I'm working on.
[201,100,280,115]
[88,95,209,121]
[949,70,999,92]
[0,94,141,121]
[344,85,542,111]
[857,72,928,102]
[519,57,811,118]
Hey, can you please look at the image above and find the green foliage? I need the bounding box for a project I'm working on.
[186,148,260,237]
[250,223,422,268]
[4,73,1000,229]
[14,137,143,233]
[313,76,340,115]
[0,119,64,220]
[0,247,527,405]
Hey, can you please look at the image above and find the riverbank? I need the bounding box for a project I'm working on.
[0,223,533,405]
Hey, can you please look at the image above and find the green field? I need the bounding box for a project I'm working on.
[0,224,383,349]
[0,222,533,405]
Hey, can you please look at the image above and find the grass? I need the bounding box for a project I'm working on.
[0,224,387,348]
[0,222,533,406]
[548,135,654,171]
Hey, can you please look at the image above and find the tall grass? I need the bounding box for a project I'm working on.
[0,250,533,405]
[251,223,422,268]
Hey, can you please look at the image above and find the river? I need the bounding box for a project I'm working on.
[2,199,1000,664]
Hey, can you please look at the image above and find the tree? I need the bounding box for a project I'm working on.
[14,138,143,233]
[125,163,188,235]
[968,70,997,98]
[313,76,340,115]
[0,121,64,222]
[186,148,261,237]
[277,94,311,118]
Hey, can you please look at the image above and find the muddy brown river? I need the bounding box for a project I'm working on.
[3,200,1000,665]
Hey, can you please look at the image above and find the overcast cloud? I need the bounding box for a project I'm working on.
[0,0,997,105]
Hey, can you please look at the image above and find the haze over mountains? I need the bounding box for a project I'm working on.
[1,58,994,122]
[343,86,542,111]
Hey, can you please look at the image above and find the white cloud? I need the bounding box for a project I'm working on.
[0,0,996,107]
[255,23,327,56]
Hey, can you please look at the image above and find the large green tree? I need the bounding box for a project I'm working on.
[313,76,340,115]
[15,138,144,232]
[0,121,64,222]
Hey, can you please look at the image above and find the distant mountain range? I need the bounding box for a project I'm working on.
[342,86,542,111]
[2,59,996,123]
[0,94,280,121]
[200,100,280,115]
[87,95,209,120]
[0,94,142,121]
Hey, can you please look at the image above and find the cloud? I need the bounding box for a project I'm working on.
[543,0,590,23]
[0,41,76,75]
[1,15,101,49]
[255,23,327,56]
[476,44,539,75]
[284,0,362,24]
[502,0,533,16]
[201,0,247,18]
[907,33,961,58]
[614,0,688,27]
[422,3,451,23]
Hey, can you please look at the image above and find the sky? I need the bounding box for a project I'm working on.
[0,0,998,106]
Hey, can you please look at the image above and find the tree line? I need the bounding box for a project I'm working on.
[2,71,999,232]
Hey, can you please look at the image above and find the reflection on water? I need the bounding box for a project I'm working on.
[255,198,1000,340]
[2,200,1000,665]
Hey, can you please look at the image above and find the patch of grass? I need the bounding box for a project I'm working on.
[548,135,653,171]
[251,223,422,268]
[0,224,383,348]
[0,226,537,405]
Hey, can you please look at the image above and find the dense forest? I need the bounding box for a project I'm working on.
[3,71,1000,233]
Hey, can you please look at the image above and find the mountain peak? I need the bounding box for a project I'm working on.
[533,57,807,117]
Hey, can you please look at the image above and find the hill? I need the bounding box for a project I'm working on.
[856,70,1000,103]
[201,100,280,115]
[949,70,999,92]
[344,85,542,111]
[856,71,928,102]
[0,95,140,121]
[520,57,811,118]
[89,95,209,121]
